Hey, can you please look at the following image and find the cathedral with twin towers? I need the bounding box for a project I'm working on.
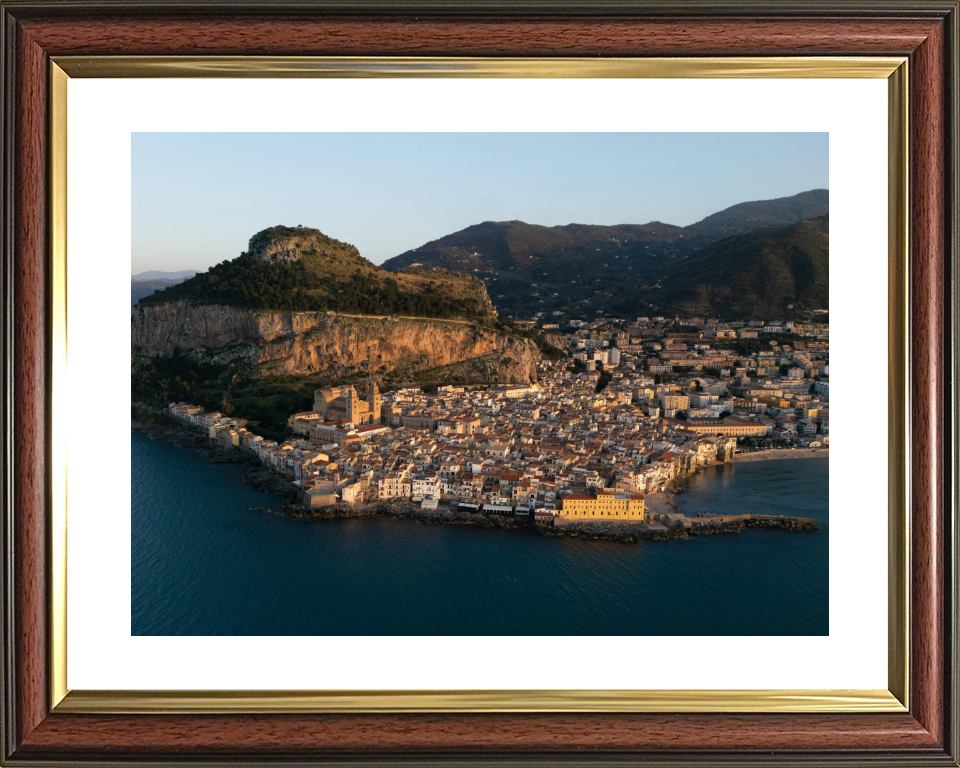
[313,381,381,426]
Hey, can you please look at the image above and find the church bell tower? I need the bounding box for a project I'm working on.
[367,381,381,424]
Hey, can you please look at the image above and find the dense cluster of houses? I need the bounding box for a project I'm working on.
[564,314,830,442]
[166,314,828,523]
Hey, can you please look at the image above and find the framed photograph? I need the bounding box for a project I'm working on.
[2,1,957,765]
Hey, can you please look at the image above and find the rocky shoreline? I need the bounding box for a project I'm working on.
[132,413,820,544]
[132,416,300,501]
[267,501,818,542]
[277,500,689,542]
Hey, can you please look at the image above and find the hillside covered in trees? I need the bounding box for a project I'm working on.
[139,225,495,321]
[624,216,829,319]
[379,189,829,317]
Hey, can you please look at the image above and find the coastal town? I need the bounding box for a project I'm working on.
[164,314,828,534]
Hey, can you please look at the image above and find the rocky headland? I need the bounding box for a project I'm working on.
[131,223,544,385]
[132,302,541,383]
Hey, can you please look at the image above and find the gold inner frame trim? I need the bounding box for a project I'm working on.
[56,688,904,714]
[49,62,69,711]
[48,55,910,715]
[52,55,906,79]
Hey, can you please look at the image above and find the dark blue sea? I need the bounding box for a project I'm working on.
[131,432,828,636]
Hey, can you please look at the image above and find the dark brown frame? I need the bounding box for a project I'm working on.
[2,2,958,765]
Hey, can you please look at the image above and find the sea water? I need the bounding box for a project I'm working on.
[132,432,828,636]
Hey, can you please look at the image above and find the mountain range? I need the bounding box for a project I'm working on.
[381,189,828,319]
[133,188,828,323]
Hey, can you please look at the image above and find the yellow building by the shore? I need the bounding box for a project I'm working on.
[560,491,645,520]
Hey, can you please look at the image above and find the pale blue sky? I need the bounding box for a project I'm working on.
[132,132,828,274]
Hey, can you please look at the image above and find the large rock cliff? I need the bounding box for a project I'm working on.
[132,302,539,383]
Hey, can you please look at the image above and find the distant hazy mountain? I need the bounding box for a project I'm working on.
[626,216,829,319]
[379,189,828,317]
[132,269,199,281]
[132,276,196,315]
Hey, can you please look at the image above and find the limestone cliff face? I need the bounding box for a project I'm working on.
[132,302,539,383]
[248,228,357,264]
[543,331,566,350]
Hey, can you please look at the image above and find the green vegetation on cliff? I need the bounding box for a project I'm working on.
[140,255,482,318]
[139,225,494,320]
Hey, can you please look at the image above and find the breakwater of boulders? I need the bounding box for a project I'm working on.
[744,517,821,532]
[690,517,821,535]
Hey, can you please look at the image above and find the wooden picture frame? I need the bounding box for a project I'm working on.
[2,1,958,764]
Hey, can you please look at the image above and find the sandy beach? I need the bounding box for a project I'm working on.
[732,448,828,463]
[643,490,680,516]
[641,449,827,514]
